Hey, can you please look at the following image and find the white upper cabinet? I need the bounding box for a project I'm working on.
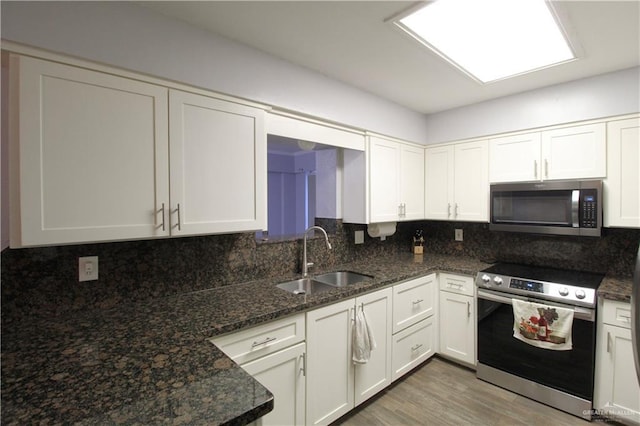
[604,116,640,228]
[343,135,424,224]
[400,144,426,221]
[369,136,425,223]
[489,122,606,183]
[9,55,170,247]
[9,55,267,247]
[169,89,266,236]
[489,133,541,182]
[541,123,606,180]
[425,140,489,222]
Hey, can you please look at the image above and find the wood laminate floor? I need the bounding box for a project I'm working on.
[334,356,605,426]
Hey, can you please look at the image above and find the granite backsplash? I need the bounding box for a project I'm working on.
[2,219,639,324]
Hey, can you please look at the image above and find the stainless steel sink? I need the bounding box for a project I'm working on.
[276,278,337,295]
[276,271,372,295]
[313,271,372,287]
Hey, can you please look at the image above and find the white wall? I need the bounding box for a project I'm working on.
[424,67,640,144]
[0,1,429,144]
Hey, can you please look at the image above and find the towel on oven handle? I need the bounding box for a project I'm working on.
[512,299,574,351]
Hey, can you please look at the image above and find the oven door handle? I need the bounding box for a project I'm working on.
[477,289,595,322]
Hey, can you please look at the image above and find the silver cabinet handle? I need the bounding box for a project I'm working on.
[544,159,549,178]
[403,203,406,216]
[412,299,424,305]
[606,331,611,353]
[251,336,277,348]
[454,203,459,218]
[411,343,423,351]
[174,204,182,231]
[300,352,306,377]
[447,203,451,218]
[467,301,471,317]
[534,160,538,179]
[157,203,166,231]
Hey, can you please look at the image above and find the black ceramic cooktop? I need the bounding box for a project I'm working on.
[481,263,604,289]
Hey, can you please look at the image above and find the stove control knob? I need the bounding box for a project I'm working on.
[481,274,491,284]
[559,287,569,297]
[575,289,586,299]
[493,276,503,286]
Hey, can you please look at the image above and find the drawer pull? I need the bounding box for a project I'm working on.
[411,343,423,351]
[251,336,277,348]
[447,282,464,289]
[617,313,631,322]
[412,299,424,305]
[467,301,471,317]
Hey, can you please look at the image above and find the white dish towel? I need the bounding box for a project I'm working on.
[352,306,377,364]
[512,299,574,351]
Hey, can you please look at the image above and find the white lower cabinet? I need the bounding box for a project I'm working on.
[438,273,475,366]
[594,299,640,424]
[242,342,306,426]
[211,313,306,426]
[391,316,435,381]
[306,287,392,425]
[390,274,437,381]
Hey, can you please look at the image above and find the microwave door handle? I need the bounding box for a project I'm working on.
[572,190,580,227]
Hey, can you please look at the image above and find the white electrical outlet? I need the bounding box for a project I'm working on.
[79,256,99,282]
[455,229,464,241]
[354,230,364,244]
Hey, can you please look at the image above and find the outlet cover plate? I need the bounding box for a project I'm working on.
[79,256,99,282]
[455,229,463,241]
[355,230,364,244]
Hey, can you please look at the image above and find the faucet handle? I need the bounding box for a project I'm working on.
[306,261,314,269]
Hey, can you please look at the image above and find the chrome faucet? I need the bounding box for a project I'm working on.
[303,226,332,277]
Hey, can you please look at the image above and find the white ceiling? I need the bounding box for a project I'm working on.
[142,1,640,115]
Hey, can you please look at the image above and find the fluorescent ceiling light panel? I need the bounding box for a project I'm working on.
[395,0,575,83]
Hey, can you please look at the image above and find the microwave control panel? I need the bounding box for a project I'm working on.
[580,190,598,228]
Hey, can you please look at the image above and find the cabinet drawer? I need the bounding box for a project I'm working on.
[439,273,474,296]
[210,313,305,365]
[602,299,632,329]
[392,274,435,334]
[391,317,434,382]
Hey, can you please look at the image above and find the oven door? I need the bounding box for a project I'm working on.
[477,288,596,400]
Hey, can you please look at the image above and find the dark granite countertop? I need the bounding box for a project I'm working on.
[1,253,489,425]
[3,252,632,425]
[598,275,633,303]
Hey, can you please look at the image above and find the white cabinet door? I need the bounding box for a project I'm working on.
[399,144,425,220]
[306,298,355,425]
[169,89,266,236]
[242,342,306,426]
[453,140,489,222]
[605,117,640,228]
[369,137,400,223]
[354,288,393,406]
[439,291,475,366]
[595,324,640,423]
[424,145,454,220]
[10,55,169,247]
[541,123,606,180]
[489,132,541,182]
[391,316,435,382]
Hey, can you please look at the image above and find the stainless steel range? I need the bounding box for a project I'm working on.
[476,263,604,420]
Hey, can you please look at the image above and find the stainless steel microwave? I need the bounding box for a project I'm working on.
[489,180,602,237]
